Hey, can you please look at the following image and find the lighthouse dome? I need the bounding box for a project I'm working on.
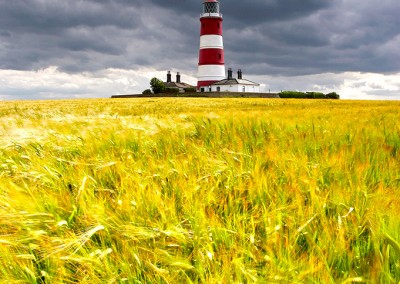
[202,0,220,16]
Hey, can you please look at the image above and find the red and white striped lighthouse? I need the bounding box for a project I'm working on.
[197,0,225,90]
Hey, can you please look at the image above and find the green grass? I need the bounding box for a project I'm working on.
[0,98,399,283]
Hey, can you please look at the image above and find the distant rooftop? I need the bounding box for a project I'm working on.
[164,82,195,89]
[211,68,260,86]
[212,78,260,86]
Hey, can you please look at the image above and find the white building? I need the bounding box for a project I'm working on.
[199,69,260,93]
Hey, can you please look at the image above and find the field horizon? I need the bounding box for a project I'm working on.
[0,98,399,283]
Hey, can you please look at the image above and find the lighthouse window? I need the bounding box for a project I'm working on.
[204,2,219,14]
[219,54,222,59]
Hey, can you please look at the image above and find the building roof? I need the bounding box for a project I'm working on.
[164,82,195,89]
[211,78,260,86]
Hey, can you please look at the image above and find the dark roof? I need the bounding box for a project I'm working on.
[164,82,195,89]
[211,78,260,86]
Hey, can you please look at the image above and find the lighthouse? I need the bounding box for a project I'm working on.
[197,0,226,91]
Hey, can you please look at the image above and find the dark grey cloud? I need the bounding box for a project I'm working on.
[148,0,334,25]
[0,0,399,77]
[223,0,400,75]
[0,0,139,32]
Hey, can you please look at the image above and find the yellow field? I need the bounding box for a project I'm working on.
[0,98,399,283]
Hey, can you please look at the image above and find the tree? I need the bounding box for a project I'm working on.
[326,92,340,99]
[150,77,165,94]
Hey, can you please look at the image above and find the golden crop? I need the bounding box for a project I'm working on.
[0,98,399,283]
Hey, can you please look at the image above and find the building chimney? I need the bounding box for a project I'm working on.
[228,68,233,79]
[237,69,242,79]
[167,71,172,83]
[176,72,181,83]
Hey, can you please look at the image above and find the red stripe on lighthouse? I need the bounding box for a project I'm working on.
[200,18,223,36]
[199,49,224,65]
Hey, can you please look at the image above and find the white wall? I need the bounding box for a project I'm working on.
[209,84,260,93]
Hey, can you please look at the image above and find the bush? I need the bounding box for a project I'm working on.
[184,87,197,93]
[306,92,326,99]
[326,92,340,99]
[279,91,340,99]
[164,87,180,94]
[150,77,166,94]
[279,91,308,98]
[142,89,152,95]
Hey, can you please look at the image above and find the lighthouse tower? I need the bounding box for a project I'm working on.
[197,0,225,91]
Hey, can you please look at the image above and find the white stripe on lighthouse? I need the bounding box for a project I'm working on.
[201,12,222,18]
[200,35,224,49]
[198,65,226,81]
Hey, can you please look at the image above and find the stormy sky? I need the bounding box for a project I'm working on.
[0,0,399,100]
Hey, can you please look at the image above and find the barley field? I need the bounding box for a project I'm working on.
[0,98,399,283]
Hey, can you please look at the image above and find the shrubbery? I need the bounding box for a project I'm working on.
[184,87,197,93]
[306,92,326,99]
[326,92,340,99]
[279,91,340,99]
[164,87,180,94]
[150,77,166,94]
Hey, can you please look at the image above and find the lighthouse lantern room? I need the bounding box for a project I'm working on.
[197,0,226,91]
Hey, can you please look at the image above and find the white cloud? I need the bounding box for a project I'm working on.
[339,72,400,100]
[0,67,398,101]
[0,67,194,100]
[250,72,400,100]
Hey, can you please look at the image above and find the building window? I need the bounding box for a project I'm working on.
[217,87,221,92]
[201,88,205,92]
[242,86,246,92]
